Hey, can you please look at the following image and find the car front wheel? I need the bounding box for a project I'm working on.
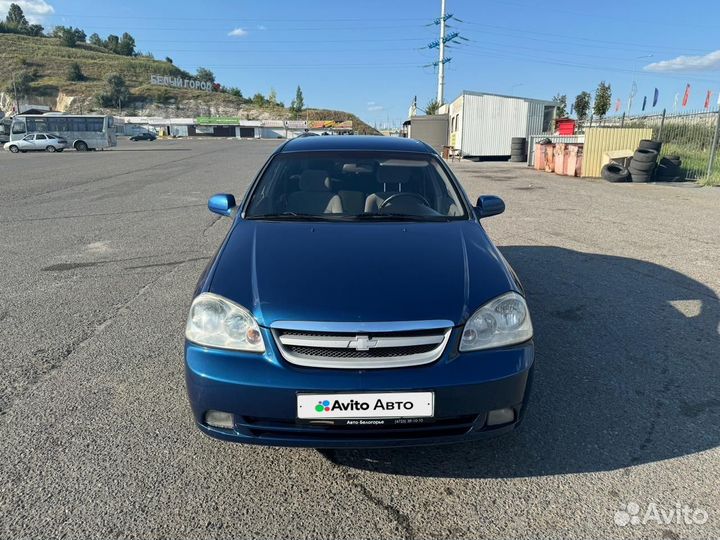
[46,145,57,152]
[9,145,19,153]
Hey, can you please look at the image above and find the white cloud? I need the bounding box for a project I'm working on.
[228,27,248,37]
[367,103,385,112]
[644,50,720,73]
[0,0,54,23]
[257,25,267,31]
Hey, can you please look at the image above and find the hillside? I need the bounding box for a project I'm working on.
[0,33,379,134]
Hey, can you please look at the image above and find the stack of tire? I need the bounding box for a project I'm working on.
[510,137,527,162]
[628,139,661,183]
[655,155,683,182]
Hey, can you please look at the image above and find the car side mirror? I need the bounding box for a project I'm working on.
[475,195,505,218]
[208,193,236,217]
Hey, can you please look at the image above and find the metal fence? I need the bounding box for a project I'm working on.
[581,108,720,183]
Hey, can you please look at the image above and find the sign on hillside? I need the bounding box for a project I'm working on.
[150,75,212,92]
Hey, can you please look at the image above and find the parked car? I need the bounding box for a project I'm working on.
[185,135,534,448]
[3,133,68,153]
[129,132,157,141]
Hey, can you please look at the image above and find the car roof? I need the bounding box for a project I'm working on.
[279,135,435,155]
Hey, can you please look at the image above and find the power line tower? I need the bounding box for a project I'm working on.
[425,2,466,105]
[437,0,447,105]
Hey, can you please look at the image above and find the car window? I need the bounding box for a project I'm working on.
[36,134,47,140]
[23,134,34,141]
[245,152,467,220]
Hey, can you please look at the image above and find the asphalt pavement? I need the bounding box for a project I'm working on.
[0,138,718,539]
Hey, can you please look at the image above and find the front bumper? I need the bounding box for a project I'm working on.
[184,328,534,448]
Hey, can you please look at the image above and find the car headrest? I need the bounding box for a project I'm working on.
[299,170,330,191]
[377,165,413,184]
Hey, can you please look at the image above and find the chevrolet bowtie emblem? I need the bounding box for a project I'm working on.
[348,335,378,351]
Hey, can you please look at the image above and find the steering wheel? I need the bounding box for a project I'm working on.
[379,192,431,210]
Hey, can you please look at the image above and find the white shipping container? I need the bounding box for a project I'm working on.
[452,91,557,157]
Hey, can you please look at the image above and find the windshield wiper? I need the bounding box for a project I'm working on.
[247,212,344,221]
[348,213,450,222]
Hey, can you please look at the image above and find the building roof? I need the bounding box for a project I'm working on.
[460,90,558,106]
[280,135,432,154]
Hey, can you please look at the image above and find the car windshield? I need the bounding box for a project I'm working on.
[245,152,467,221]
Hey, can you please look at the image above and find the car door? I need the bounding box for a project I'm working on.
[20,134,35,150]
[34,133,48,150]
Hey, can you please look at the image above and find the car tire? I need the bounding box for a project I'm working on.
[57,148,64,152]
[629,159,657,173]
[630,172,652,182]
[638,139,662,153]
[601,163,631,183]
[46,145,56,152]
[659,156,681,168]
[74,141,89,151]
[632,148,659,163]
[8,145,19,153]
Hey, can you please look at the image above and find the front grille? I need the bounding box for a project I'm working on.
[272,326,452,369]
[239,414,477,440]
[286,343,438,359]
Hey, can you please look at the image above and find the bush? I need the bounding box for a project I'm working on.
[67,62,85,82]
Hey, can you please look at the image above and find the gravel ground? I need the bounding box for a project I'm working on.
[0,139,718,540]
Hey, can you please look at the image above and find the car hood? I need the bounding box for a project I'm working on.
[208,220,519,327]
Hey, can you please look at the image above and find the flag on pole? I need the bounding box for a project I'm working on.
[642,96,647,111]
[615,98,622,112]
[682,84,691,107]
[704,90,712,110]
[653,88,659,107]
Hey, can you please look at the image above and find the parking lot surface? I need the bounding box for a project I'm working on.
[1,139,718,539]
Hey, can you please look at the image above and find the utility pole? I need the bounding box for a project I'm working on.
[437,0,447,105]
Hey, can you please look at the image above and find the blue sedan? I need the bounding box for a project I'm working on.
[185,136,534,448]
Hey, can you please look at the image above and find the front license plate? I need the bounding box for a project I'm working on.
[297,392,434,420]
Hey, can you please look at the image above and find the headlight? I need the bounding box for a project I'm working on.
[185,293,265,352]
[459,291,533,351]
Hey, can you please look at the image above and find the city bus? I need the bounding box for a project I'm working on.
[9,114,117,151]
[0,116,11,144]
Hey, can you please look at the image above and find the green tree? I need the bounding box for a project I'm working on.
[58,26,77,48]
[67,62,85,82]
[117,32,135,56]
[553,93,568,118]
[6,72,34,98]
[105,34,120,53]
[593,81,612,119]
[88,33,102,47]
[573,91,591,122]
[290,85,304,115]
[227,86,243,99]
[425,98,440,115]
[195,67,215,83]
[5,3,28,27]
[74,28,86,42]
[165,56,173,64]
[26,23,44,36]
[98,72,129,108]
[268,87,278,105]
[252,92,266,106]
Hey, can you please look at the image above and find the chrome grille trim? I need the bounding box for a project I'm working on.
[278,333,446,349]
[272,326,452,369]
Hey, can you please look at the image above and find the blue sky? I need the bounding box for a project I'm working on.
[6,0,720,127]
